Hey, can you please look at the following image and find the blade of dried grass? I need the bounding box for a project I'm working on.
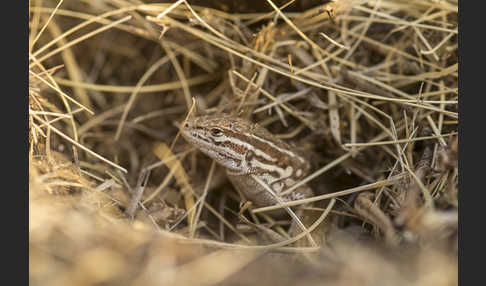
[178,198,335,251]
[31,15,132,68]
[30,55,82,163]
[182,0,233,43]
[232,70,314,128]
[344,132,457,147]
[29,0,43,50]
[251,174,317,247]
[53,73,220,93]
[29,0,64,52]
[29,110,72,118]
[342,69,458,114]
[160,40,192,110]
[32,6,138,57]
[265,0,356,69]
[145,148,194,172]
[278,115,420,199]
[235,72,258,114]
[339,96,394,138]
[125,170,151,218]
[31,6,155,40]
[166,41,218,73]
[343,27,445,71]
[44,18,93,113]
[350,105,357,156]
[152,142,196,231]
[253,88,311,114]
[29,70,94,115]
[153,16,457,119]
[343,0,380,61]
[142,153,186,205]
[413,25,440,61]
[421,31,456,55]
[244,0,296,25]
[200,200,251,243]
[255,175,405,213]
[168,191,251,243]
[36,108,84,130]
[252,198,335,249]
[190,161,216,238]
[320,31,350,50]
[131,106,185,124]
[78,104,126,135]
[426,115,448,147]
[32,113,127,173]
[114,54,172,140]
[401,155,434,210]
[155,0,184,20]
[341,15,457,33]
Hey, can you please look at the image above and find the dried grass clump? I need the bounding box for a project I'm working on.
[29,0,458,285]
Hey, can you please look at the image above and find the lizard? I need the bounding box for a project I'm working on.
[180,114,315,242]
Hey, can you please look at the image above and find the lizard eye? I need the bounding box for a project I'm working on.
[210,128,224,137]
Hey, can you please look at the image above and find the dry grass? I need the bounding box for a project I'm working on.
[29,0,458,285]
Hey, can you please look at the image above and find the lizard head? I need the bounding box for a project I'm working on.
[181,114,309,177]
[181,114,252,172]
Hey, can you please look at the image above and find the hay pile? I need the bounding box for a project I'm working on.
[29,0,458,285]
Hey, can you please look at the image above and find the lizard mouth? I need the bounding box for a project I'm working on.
[180,129,212,146]
[180,129,242,170]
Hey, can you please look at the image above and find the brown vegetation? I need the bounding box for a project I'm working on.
[29,0,458,285]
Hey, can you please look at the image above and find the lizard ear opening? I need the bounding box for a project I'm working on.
[245,149,254,161]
